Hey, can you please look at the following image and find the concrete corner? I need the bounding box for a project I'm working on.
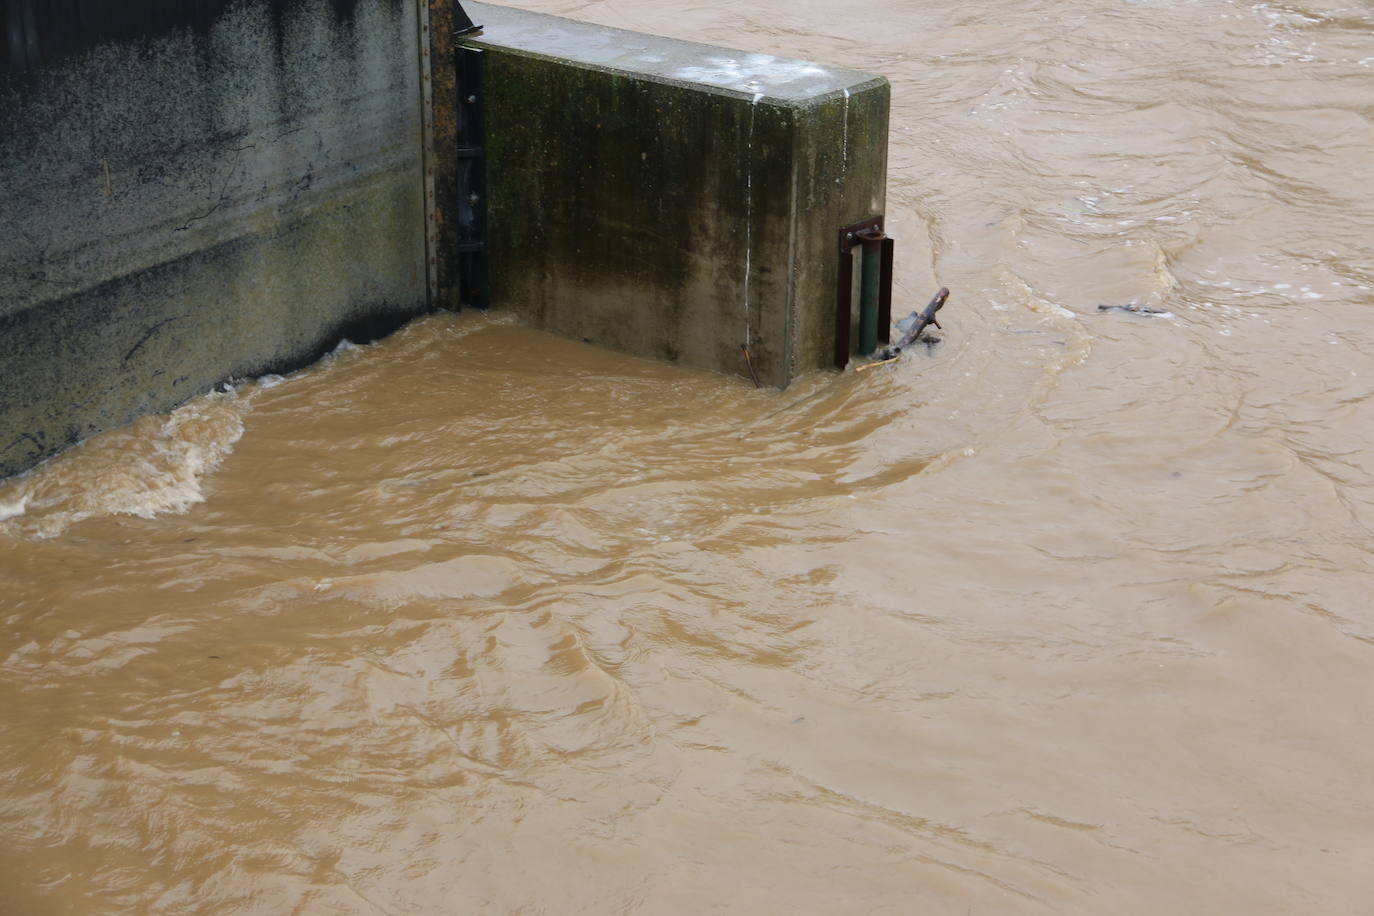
[461,3,889,387]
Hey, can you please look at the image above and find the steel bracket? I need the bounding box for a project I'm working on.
[834,216,894,367]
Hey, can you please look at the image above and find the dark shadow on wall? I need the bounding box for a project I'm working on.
[0,0,383,77]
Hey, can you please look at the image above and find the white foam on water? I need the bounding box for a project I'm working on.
[0,390,249,539]
[330,338,364,355]
[0,494,30,522]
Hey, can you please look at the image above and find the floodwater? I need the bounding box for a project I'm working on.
[3,0,1374,911]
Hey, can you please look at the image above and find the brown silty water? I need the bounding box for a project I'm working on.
[3,0,1374,912]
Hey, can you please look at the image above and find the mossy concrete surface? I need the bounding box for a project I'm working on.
[0,0,430,480]
[462,2,889,388]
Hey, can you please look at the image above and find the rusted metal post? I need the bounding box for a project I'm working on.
[835,216,885,367]
[837,218,893,363]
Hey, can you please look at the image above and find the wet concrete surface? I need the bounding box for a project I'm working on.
[0,0,426,478]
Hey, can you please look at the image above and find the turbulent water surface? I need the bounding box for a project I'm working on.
[4,0,1374,912]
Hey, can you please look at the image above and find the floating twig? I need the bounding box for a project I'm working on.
[898,287,949,347]
[855,355,900,373]
[1098,304,1169,316]
[868,287,951,364]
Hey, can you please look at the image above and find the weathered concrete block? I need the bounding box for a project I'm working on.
[462,3,889,388]
[0,0,431,480]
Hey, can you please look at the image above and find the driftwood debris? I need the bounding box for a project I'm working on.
[902,287,950,346]
[867,287,950,365]
[855,354,900,373]
[1097,304,1169,316]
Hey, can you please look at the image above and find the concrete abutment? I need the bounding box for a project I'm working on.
[0,0,889,479]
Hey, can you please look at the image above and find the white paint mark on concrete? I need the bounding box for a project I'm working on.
[840,87,851,183]
[743,92,764,346]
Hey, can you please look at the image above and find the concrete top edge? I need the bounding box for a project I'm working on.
[460,2,886,104]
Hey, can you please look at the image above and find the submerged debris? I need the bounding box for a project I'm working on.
[859,288,951,372]
[1097,303,1170,316]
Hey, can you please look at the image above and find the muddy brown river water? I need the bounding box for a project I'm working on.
[4,0,1374,912]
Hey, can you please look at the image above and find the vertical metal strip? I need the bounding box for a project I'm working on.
[835,215,885,367]
[878,236,894,345]
[416,0,438,307]
[455,46,488,309]
[834,229,854,369]
[858,238,882,356]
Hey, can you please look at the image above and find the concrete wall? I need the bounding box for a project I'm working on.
[0,1,890,479]
[0,0,431,479]
[462,3,889,388]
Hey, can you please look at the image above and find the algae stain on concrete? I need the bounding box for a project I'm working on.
[463,1,889,388]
